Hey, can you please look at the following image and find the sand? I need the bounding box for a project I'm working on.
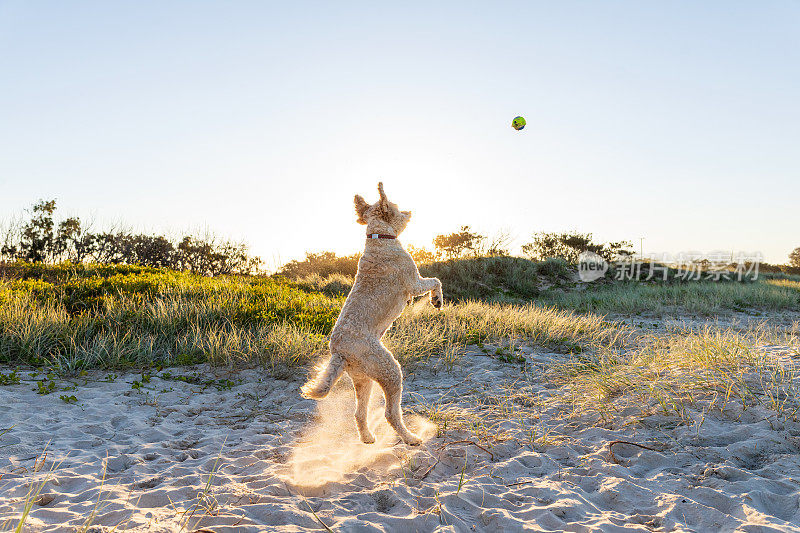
[2,343,800,532]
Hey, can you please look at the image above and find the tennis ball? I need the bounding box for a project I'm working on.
[512,116,526,131]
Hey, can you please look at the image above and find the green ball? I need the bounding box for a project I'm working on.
[512,116,526,131]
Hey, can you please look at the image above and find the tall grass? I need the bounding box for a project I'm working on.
[3,262,794,375]
[556,323,800,423]
[541,281,800,315]
[0,265,337,370]
[0,263,628,372]
[766,278,800,291]
[387,300,629,366]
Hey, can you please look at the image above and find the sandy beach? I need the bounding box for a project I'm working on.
[2,339,800,532]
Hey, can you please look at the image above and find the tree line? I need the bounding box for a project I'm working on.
[280,224,800,279]
[1,200,261,275]
[280,226,633,278]
[4,201,797,278]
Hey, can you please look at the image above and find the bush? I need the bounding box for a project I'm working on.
[420,256,546,301]
[790,247,800,269]
[407,245,436,264]
[279,251,360,279]
[534,258,573,280]
[521,231,632,263]
[433,226,485,259]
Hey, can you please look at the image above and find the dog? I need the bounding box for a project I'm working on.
[301,183,443,445]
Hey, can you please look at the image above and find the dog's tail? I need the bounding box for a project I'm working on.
[300,353,346,399]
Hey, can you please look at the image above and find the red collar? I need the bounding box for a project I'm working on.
[367,233,396,240]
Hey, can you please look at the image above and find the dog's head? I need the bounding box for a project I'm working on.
[354,183,411,236]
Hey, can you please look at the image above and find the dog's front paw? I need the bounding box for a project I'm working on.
[360,432,376,444]
[431,294,442,309]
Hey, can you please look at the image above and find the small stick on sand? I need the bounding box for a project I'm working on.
[420,454,441,480]
[436,439,494,461]
[607,440,662,464]
[505,479,537,487]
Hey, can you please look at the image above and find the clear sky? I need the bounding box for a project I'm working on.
[1,1,798,268]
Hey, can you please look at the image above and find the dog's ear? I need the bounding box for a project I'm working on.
[377,182,390,215]
[354,195,369,225]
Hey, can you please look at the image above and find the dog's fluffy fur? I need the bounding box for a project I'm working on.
[300,183,443,445]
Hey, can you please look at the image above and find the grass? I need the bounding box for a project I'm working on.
[293,259,800,316]
[0,263,338,371]
[540,280,800,315]
[555,322,800,425]
[293,272,353,298]
[1,260,796,380]
[386,300,629,367]
[4,443,65,533]
[0,262,627,373]
[766,278,800,291]
[172,437,227,531]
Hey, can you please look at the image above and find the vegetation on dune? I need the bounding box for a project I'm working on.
[0,262,619,372]
[1,203,799,382]
[521,231,632,263]
[279,227,800,313]
[0,208,799,451]
[287,259,800,315]
[418,256,568,301]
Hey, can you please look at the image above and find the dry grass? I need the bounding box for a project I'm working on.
[386,300,630,367]
[555,322,800,424]
[767,278,800,291]
[0,288,330,371]
[293,273,353,298]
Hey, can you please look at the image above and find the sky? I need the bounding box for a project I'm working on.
[0,1,798,269]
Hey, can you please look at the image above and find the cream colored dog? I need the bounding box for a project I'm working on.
[301,183,443,445]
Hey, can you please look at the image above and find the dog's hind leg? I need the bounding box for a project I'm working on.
[350,372,376,444]
[367,342,422,446]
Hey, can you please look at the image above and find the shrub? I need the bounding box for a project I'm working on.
[534,258,573,280]
[293,273,354,298]
[279,251,360,279]
[420,256,544,301]
[407,245,436,265]
[521,231,632,263]
[433,226,485,259]
[790,247,800,269]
